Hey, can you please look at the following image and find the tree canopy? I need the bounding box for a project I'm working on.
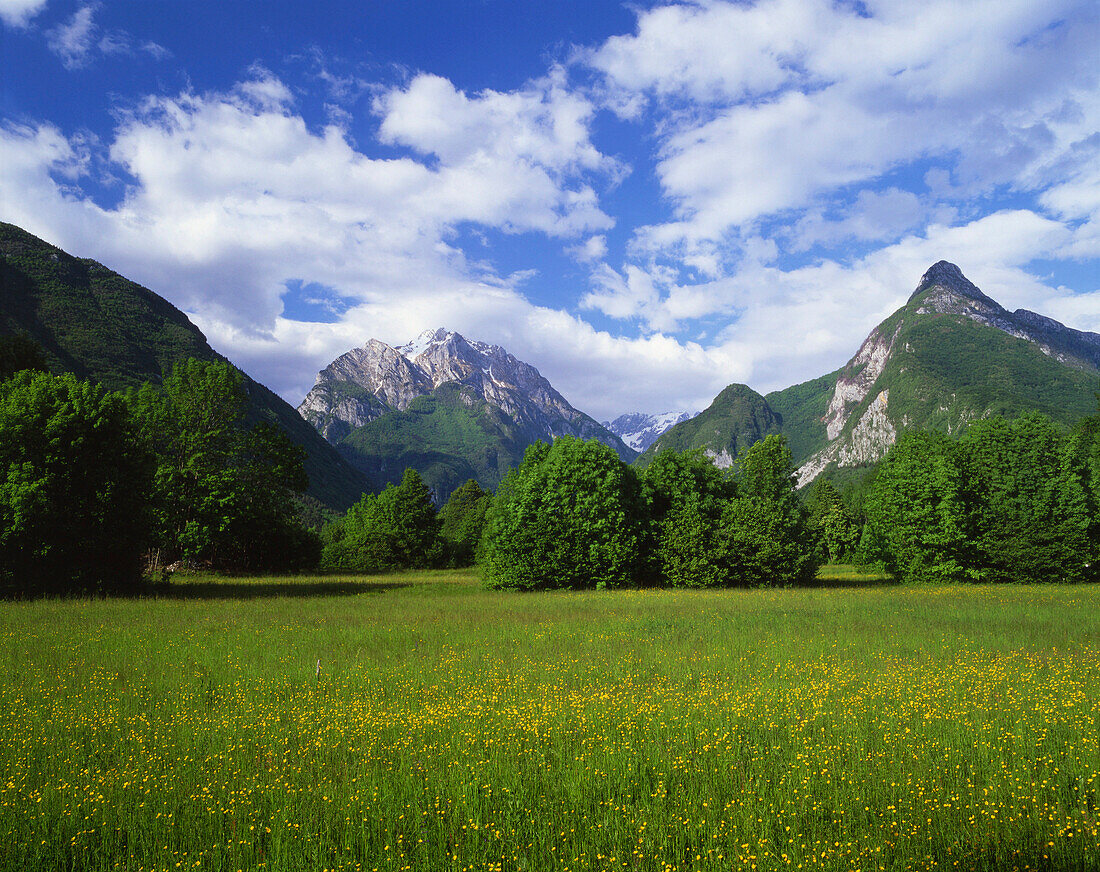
[130,358,314,573]
[321,468,441,572]
[0,370,153,595]
[481,437,646,590]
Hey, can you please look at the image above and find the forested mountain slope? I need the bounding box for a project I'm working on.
[0,223,368,511]
[634,383,782,468]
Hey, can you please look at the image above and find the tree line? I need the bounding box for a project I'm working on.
[325,405,1100,589]
[322,433,822,589]
[861,411,1099,583]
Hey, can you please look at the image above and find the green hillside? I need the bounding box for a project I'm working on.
[842,309,1098,438]
[0,223,368,511]
[635,383,782,467]
[803,293,1099,452]
[765,369,839,465]
[337,382,532,499]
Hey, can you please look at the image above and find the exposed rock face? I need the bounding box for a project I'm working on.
[796,261,1100,486]
[604,410,700,452]
[298,328,634,460]
[797,389,897,487]
[823,326,900,440]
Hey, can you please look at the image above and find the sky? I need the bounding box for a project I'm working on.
[2,0,1098,422]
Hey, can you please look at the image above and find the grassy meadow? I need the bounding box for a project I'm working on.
[1,569,1098,872]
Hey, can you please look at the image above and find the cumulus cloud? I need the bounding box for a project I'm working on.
[0,70,676,419]
[0,0,47,28]
[588,0,1100,258]
[375,68,620,237]
[567,234,607,263]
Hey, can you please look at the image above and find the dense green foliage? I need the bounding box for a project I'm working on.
[321,468,442,572]
[131,359,318,574]
[438,478,492,567]
[863,430,969,582]
[0,222,367,510]
[646,437,821,588]
[721,435,820,587]
[958,414,1090,583]
[864,413,1095,583]
[635,383,782,466]
[804,477,861,563]
[481,438,647,590]
[0,333,49,381]
[1067,396,1100,568]
[480,435,820,590]
[0,371,153,595]
[642,449,735,587]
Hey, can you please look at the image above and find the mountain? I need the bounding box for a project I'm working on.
[788,261,1100,485]
[604,410,699,452]
[0,223,369,512]
[299,328,636,498]
[644,261,1098,485]
[634,384,783,467]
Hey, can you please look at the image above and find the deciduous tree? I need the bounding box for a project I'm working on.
[481,437,645,590]
[0,371,153,594]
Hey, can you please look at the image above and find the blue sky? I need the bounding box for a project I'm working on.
[2,0,1098,420]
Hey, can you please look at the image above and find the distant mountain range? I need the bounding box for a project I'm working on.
[299,328,635,499]
[603,411,699,452]
[0,223,369,512]
[4,220,1096,502]
[648,261,1100,485]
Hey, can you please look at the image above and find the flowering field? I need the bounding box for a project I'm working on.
[1,571,1098,872]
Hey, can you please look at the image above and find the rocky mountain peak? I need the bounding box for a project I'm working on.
[909,261,1002,310]
[397,327,461,361]
[795,260,1100,486]
[298,328,635,463]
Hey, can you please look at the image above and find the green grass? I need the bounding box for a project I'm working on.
[2,571,1098,871]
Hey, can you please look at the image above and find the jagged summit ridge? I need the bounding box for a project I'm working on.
[605,410,700,452]
[907,263,1100,371]
[297,328,635,461]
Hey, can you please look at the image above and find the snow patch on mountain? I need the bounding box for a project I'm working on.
[605,410,700,452]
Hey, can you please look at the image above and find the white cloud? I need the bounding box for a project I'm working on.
[567,234,607,263]
[45,3,97,68]
[5,4,1099,424]
[588,0,1100,257]
[0,0,47,28]
[0,71,668,419]
[790,189,929,252]
[42,2,169,67]
[140,41,171,60]
[375,69,619,237]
